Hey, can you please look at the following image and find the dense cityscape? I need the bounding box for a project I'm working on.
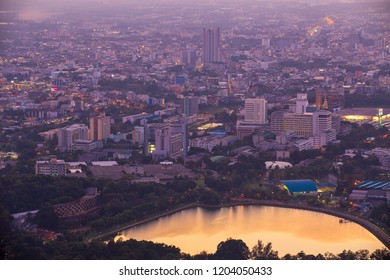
[0,0,390,260]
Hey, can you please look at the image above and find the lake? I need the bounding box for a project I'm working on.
[115,205,385,256]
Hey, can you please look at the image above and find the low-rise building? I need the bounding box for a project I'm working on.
[74,140,99,152]
[280,179,317,195]
[349,190,368,202]
[88,163,195,183]
[367,148,390,170]
[310,129,336,149]
[236,121,262,140]
[91,161,118,167]
[122,113,154,124]
[190,135,220,152]
[294,138,313,151]
[35,158,66,176]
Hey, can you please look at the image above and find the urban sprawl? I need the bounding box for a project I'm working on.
[0,1,390,259]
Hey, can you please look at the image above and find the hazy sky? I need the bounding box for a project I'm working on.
[0,0,377,9]
[0,0,384,21]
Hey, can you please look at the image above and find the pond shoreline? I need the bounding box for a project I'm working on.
[90,200,390,250]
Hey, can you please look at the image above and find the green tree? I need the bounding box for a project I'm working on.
[250,240,279,260]
[214,238,250,260]
[324,252,339,260]
[0,206,11,236]
[36,203,59,231]
[354,249,369,260]
[193,250,212,260]
[370,248,390,260]
[338,250,356,260]
[0,232,48,259]
[198,189,221,205]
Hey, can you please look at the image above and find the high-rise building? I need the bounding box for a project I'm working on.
[315,90,323,108]
[311,110,336,148]
[202,27,221,63]
[327,91,344,111]
[181,49,196,68]
[169,117,189,159]
[261,37,271,47]
[295,93,309,114]
[57,124,89,152]
[89,114,111,140]
[236,122,262,140]
[244,98,267,124]
[331,115,341,134]
[182,96,199,117]
[144,123,169,156]
[348,32,362,50]
[270,111,286,134]
[312,110,332,135]
[168,133,183,160]
[132,126,145,145]
[153,125,170,160]
[153,126,183,160]
[284,113,313,138]
[74,99,84,112]
[144,117,189,160]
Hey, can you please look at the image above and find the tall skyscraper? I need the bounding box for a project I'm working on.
[202,27,221,63]
[181,49,196,68]
[89,113,111,140]
[270,111,286,134]
[244,98,267,124]
[182,96,199,117]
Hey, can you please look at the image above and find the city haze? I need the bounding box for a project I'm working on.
[0,0,389,262]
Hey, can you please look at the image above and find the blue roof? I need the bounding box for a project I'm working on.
[357,180,390,190]
[281,180,317,193]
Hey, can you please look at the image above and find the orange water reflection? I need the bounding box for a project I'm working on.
[116,206,385,255]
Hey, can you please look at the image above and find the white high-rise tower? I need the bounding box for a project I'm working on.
[296,93,309,114]
[244,98,267,124]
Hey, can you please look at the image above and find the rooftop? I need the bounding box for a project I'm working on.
[210,155,227,163]
[143,164,196,182]
[281,179,317,193]
[338,108,390,117]
[89,165,126,180]
[357,180,390,190]
[265,161,292,169]
[91,161,118,167]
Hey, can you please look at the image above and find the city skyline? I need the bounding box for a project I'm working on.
[0,0,389,263]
